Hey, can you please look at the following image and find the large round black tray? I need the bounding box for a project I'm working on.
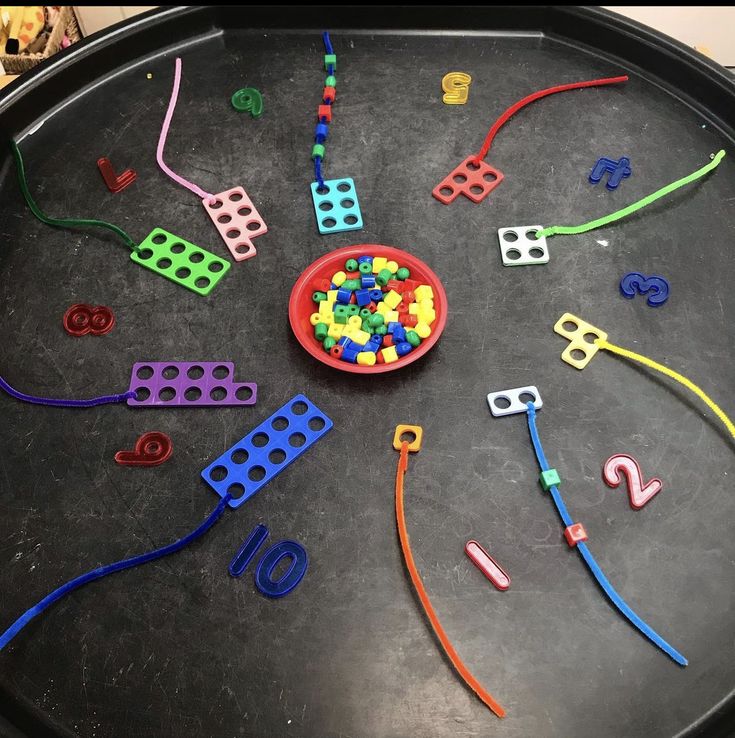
[0,6,733,738]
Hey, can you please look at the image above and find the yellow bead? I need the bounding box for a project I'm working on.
[310,312,321,326]
[328,323,344,339]
[377,301,390,315]
[383,289,402,309]
[408,303,420,315]
[321,312,334,325]
[384,310,399,323]
[415,321,432,338]
[319,301,333,317]
[381,345,399,363]
[347,315,362,329]
[414,285,434,301]
[353,329,371,345]
[357,352,377,366]
[385,260,399,273]
[422,308,436,325]
[327,290,338,303]
[332,271,347,286]
[418,298,434,310]
[372,256,388,274]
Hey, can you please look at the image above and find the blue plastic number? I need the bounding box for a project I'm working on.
[228,524,269,577]
[255,540,308,598]
[589,157,632,190]
[619,272,670,307]
[201,394,333,508]
[310,177,363,234]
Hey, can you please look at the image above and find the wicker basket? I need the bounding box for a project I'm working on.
[0,6,81,75]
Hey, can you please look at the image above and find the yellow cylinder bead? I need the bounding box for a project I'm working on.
[347,315,362,329]
[415,321,432,338]
[357,352,377,366]
[385,260,399,273]
[332,271,347,286]
[310,312,321,326]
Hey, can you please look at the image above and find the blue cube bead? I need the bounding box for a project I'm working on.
[369,289,383,302]
[387,321,401,334]
[355,288,371,306]
[336,287,351,304]
[315,123,329,143]
[393,325,406,343]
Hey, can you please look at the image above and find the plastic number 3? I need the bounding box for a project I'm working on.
[442,72,472,105]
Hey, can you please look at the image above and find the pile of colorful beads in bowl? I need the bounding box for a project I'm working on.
[289,244,447,374]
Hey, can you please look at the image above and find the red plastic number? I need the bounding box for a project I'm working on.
[465,540,511,591]
[432,156,504,204]
[97,157,137,194]
[603,453,662,510]
[114,431,173,467]
[63,304,115,337]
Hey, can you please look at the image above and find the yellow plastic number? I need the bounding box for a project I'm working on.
[442,72,472,105]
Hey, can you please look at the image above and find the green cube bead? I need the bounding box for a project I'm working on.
[347,305,360,316]
[312,290,327,302]
[311,144,325,159]
[374,325,387,336]
[540,469,561,491]
[325,75,336,87]
[345,258,358,272]
[368,313,384,328]
[397,267,410,280]
[358,262,373,274]
[376,268,392,286]
[314,323,328,341]
[324,54,336,71]
[406,330,421,347]
[334,305,349,323]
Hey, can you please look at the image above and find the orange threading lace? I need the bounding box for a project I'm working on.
[394,440,506,718]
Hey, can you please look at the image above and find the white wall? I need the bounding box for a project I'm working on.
[72,6,157,37]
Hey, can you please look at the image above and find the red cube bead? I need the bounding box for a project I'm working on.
[404,315,418,328]
[383,335,394,347]
[403,290,415,303]
[318,104,332,123]
[563,523,588,547]
[386,279,403,292]
[376,351,385,364]
[396,302,408,314]
[403,279,420,292]
[323,86,336,103]
[367,302,378,314]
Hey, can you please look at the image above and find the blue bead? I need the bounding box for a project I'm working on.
[337,336,352,347]
[350,343,365,352]
[315,123,329,144]
[370,334,383,346]
[357,256,373,264]
[395,342,413,357]
[355,288,371,306]
[393,324,406,343]
[336,287,351,304]
[369,289,383,302]
[361,275,376,288]
[387,321,401,334]
[342,348,359,363]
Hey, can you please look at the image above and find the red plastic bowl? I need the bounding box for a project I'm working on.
[289,244,448,374]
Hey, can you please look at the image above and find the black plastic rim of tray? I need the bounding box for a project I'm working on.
[0,6,733,738]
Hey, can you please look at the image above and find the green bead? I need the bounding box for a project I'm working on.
[361,320,373,333]
[323,336,336,352]
[397,267,410,280]
[311,144,325,160]
[312,291,327,302]
[343,278,361,290]
[325,75,336,87]
[334,305,349,323]
[539,468,561,492]
[406,330,421,347]
[347,305,360,316]
[368,313,384,328]
[376,268,392,286]
[358,262,372,274]
[314,323,328,341]
[324,54,337,71]
[345,258,358,272]
[359,307,371,319]
[374,325,387,336]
